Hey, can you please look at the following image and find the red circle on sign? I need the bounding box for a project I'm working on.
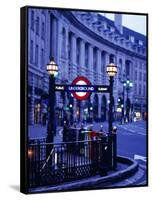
[72,76,91,100]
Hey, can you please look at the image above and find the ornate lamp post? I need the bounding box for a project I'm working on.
[123,79,133,122]
[106,63,117,134]
[119,77,133,124]
[106,63,117,169]
[124,79,133,99]
[46,57,58,144]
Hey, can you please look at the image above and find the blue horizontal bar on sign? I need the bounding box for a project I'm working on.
[54,84,110,93]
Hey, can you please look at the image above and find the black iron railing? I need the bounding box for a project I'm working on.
[28,138,111,188]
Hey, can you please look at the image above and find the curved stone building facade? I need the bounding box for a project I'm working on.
[28,8,147,125]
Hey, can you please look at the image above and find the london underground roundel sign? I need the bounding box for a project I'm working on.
[71,76,92,100]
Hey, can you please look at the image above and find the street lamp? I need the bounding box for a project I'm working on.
[46,57,58,145]
[106,63,117,134]
[120,77,133,124]
[106,63,117,170]
[124,79,133,99]
[46,57,58,77]
[123,79,133,122]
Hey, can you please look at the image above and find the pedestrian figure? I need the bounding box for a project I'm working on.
[42,113,47,125]
[63,121,69,142]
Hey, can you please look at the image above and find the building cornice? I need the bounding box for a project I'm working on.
[61,11,146,60]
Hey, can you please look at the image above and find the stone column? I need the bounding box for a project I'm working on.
[88,45,93,82]
[104,52,110,84]
[51,15,57,59]
[114,56,119,90]
[129,61,134,80]
[64,29,69,81]
[71,34,77,65]
[57,20,63,64]
[97,49,102,84]
[79,39,85,75]
[65,29,69,60]
[71,34,77,80]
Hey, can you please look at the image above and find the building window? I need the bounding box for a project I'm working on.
[134,83,137,95]
[36,17,39,35]
[142,48,145,54]
[143,85,146,96]
[125,60,130,77]
[31,10,34,30]
[135,39,139,45]
[68,33,72,62]
[61,28,66,58]
[110,54,115,63]
[110,26,115,32]
[101,52,105,73]
[41,9,45,15]
[107,25,110,31]
[134,70,137,80]
[139,72,142,81]
[38,78,43,89]
[41,48,44,69]
[103,22,107,30]
[93,48,97,71]
[35,45,39,66]
[118,59,122,79]
[30,40,33,63]
[41,22,45,39]
[144,73,146,82]
[139,40,143,46]
[130,36,134,43]
[139,84,141,95]
[28,72,33,85]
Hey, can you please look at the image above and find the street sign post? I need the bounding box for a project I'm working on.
[54,76,110,100]
[55,84,110,93]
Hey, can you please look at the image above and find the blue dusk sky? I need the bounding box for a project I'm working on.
[100,13,146,35]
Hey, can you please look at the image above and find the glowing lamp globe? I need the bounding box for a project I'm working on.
[106,63,117,77]
[46,57,58,77]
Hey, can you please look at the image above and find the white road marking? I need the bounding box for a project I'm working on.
[126,179,133,184]
[134,154,147,162]
[117,125,146,136]
[139,164,147,170]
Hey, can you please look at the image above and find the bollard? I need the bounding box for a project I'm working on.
[112,126,117,170]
